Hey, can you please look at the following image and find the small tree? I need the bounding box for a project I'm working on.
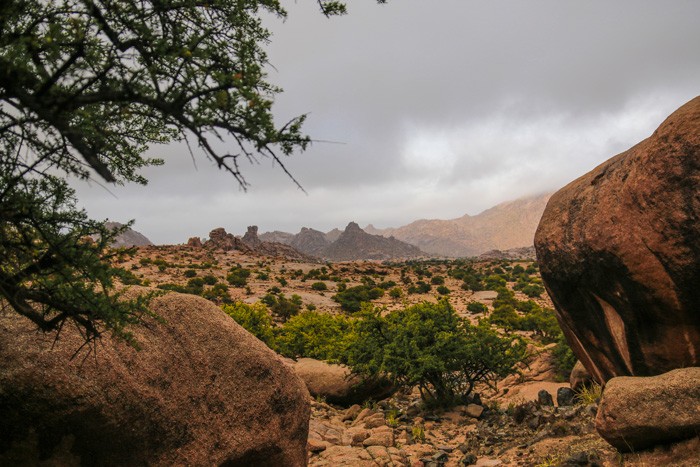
[345,300,526,407]
[223,301,275,347]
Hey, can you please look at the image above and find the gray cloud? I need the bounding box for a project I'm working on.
[73,0,700,243]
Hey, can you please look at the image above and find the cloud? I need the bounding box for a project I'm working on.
[72,0,700,243]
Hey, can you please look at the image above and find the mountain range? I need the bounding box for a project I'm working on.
[261,192,552,258]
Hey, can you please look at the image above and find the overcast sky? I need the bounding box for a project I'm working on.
[73,0,700,244]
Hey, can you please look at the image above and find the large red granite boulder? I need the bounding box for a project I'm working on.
[0,293,310,466]
[535,96,700,384]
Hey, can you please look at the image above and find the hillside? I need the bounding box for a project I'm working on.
[370,193,552,257]
[104,221,153,248]
[321,222,423,261]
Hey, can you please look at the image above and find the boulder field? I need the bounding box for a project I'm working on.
[0,293,310,466]
[535,96,700,384]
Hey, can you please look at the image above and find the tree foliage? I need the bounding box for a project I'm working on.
[0,0,380,340]
[345,300,526,406]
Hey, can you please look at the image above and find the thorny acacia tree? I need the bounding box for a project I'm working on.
[0,0,374,343]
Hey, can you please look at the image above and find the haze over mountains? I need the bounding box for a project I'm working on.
[262,192,552,258]
[114,193,551,259]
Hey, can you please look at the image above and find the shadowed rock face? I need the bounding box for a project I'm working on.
[534,96,700,384]
[0,293,310,466]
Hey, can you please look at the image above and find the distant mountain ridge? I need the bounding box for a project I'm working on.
[367,193,552,257]
[260,192,552,258]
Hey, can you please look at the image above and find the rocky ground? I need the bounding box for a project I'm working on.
[118,245,699,467]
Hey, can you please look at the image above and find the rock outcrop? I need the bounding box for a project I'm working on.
[0,293,310,466]
[534,96,700,383]
[321,222,423,261]
[102,221,153,247]
[290,227,330,257]
[595,367,700,451]
[293,358,395,406]
[205,227,250,252]
[242,225,263,248]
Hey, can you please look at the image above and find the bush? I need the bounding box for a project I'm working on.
[275,311,351,361]
[333,285,384,313]
[183,269,197,278]
[389,287,403,300]
[430,276,445,285]
[345,300,526,407]
[266,293,303,321]
[553,332,577,378]
[202,274,218,285]
[223,302,274,347]
[227,266,251,287]
[436,285,450,295]
[466,301,488,314]
[521,284,545,298]
[311,281,328,291]
[201,283,231,303]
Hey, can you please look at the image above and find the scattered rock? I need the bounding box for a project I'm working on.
[342,404,363,422]
[465,404,485,419]
[595,367,700,451]
[0,292,310,466]
[570,361,594,392]
[557,387,576,407]
[538,389,554,406]
[535,96,700,383]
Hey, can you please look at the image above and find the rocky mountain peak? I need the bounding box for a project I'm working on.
[242,225,262,247]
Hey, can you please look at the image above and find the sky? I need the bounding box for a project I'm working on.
[73,0,700,244]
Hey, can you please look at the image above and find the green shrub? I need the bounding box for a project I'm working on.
[223,302,274,347]
[466,301,488,314]
[345,300,526,407]
[333,285,384,312]
[227,266,251,287]
[389,287,403,300]
[183,269,197,278]
[553,332,577,378]
[311,281,328,291]
[522,284,545,298]
[202,274,218,285]
[275,311,351,361]
[430,276,445,285]
[267,293,303,321]
[201,283,231,303]
[436,285,450,295]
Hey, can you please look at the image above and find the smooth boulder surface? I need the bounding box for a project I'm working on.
[595,367,700,451]
[293,358,395,406]
[0,293,310,466]
[535,96,700,384]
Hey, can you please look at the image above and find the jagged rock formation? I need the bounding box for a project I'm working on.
[103,221,153,247]
[321,222,423,261]
[535,96,700,384]
[187,236,203,247]
[290,227,330,256]
[259,230,295,244]
[242,225,263,247]
[204,227,251,252]
[0,293,310,466]
[369,193,551,257]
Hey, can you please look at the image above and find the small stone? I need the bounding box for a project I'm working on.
[457,443,470,454]
[362,430,394,447]
[342,404,362,421]
[307,438,327,453]
[537,389,554,406]
[432,450,449,462]
[466,404,484,418]
[557,387,576,407]
[436,445,453,453]
[460,453,478,465]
